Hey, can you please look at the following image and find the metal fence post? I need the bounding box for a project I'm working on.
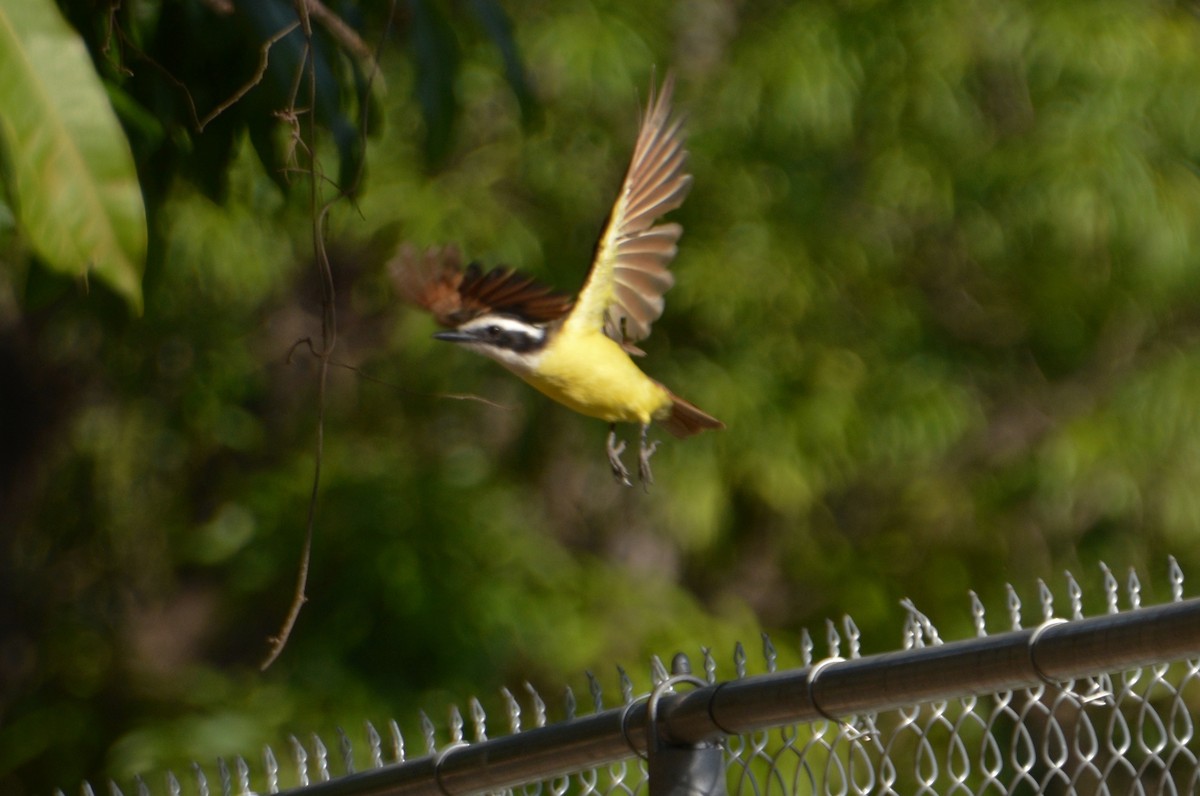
[646,655,728,796]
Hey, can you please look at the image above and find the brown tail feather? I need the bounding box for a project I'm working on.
[658,389,725,439]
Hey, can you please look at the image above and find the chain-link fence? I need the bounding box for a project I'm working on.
[71,559,1200,796]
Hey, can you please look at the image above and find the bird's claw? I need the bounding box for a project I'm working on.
[607,428,632,486]
[638,427,659,489]
[638,439,659,488]
[608,425,659,488]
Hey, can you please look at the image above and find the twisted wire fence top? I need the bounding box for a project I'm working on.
[68,558,1200,796]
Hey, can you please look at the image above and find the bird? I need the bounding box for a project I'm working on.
[392,74,723,487]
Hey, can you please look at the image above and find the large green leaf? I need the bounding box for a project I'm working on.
[0,0,146,312]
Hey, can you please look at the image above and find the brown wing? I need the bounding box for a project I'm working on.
[564,74,693,348]
[390,244,573,327]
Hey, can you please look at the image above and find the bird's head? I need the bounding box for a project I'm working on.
[433,314,550,374]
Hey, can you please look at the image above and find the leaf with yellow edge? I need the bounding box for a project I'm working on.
[0,0,147,312]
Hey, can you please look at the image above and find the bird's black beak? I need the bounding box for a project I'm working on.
[432,329,476,343]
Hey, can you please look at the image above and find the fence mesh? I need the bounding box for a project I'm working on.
[717,662,1200,795]
[72,560,1200,796]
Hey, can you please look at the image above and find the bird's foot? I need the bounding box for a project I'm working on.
[607,426,632,487]
[638,425,659,489]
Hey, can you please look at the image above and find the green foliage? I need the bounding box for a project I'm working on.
[0,0,146,310]
[4,0,1200,793]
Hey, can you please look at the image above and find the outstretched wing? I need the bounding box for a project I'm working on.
[565,74,693,350]
[390,244,573,327]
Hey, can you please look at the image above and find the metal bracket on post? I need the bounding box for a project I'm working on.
[645,656,728,796]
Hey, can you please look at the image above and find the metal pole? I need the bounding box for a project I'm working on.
[646,656,727,796]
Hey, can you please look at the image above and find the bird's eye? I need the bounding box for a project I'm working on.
[486,325,502,338]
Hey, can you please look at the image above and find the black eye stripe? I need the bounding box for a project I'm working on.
[475,324,545,353]
[501,328,544,353]
[461,316,550,354]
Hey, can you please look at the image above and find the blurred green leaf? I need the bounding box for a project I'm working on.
[468,0,539,125]
[0,0,146,311]
[411,0,460,167]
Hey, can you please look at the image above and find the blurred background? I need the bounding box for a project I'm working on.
[4,0,1200,792]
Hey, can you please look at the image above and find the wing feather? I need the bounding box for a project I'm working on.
[566,74,693,345]
[390,244,573,327]
[622,151,689,231]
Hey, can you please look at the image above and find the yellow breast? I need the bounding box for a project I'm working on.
[517,328,672,425]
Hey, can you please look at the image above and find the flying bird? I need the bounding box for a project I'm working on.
[393,75,723,486]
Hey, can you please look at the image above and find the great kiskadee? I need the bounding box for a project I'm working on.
[393,75,723,486]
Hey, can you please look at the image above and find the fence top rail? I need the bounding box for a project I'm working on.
[71,559,1200,796]
[281,594,1200,796]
